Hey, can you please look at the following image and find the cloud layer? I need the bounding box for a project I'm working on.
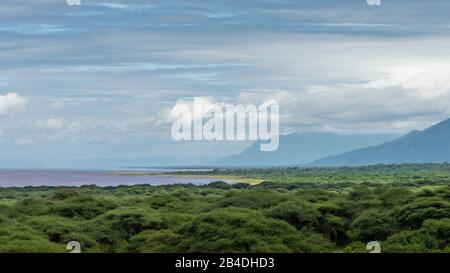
[0,93,27,115]
[1,0,450,167]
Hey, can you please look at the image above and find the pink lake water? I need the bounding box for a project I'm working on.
[0,169,224,187]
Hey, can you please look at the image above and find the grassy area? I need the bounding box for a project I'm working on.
[168,163,450,187]
[0,164,450,253]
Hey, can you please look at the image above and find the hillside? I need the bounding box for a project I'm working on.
[312,118,450,166]
[218,133,399,166]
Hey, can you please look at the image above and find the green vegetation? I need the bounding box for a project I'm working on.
[175,163,450,186]
[1,164,450,253]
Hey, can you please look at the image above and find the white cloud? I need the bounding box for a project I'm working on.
[0,93,27,115]
[94,3,155,11]
[168,96,219,123]
[55,63,248,73]
[15,137,36,145]
[233,72,450,135]
[36,118,65,130]
[365,61,450,99]
[0,24,72,35]
[50,101,64,109]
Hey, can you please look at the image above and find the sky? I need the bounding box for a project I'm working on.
[1,0,450,168]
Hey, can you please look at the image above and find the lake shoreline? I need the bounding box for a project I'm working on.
[0,169,246,188]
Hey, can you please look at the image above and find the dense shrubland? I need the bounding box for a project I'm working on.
[1,165,450,253]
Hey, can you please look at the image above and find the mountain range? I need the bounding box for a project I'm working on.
[218,118,450,167]
[217,132,399,166]
[312,118,450,166]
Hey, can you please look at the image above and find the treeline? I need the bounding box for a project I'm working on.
[166,163,450,185]
[1,181,450,253]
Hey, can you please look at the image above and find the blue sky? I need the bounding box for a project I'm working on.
[1,0,450,168]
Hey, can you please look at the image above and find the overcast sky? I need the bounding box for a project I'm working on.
[1,0,450,168]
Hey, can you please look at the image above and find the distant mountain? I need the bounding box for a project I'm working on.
[312,118,450,166]
[217,133,399,166]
